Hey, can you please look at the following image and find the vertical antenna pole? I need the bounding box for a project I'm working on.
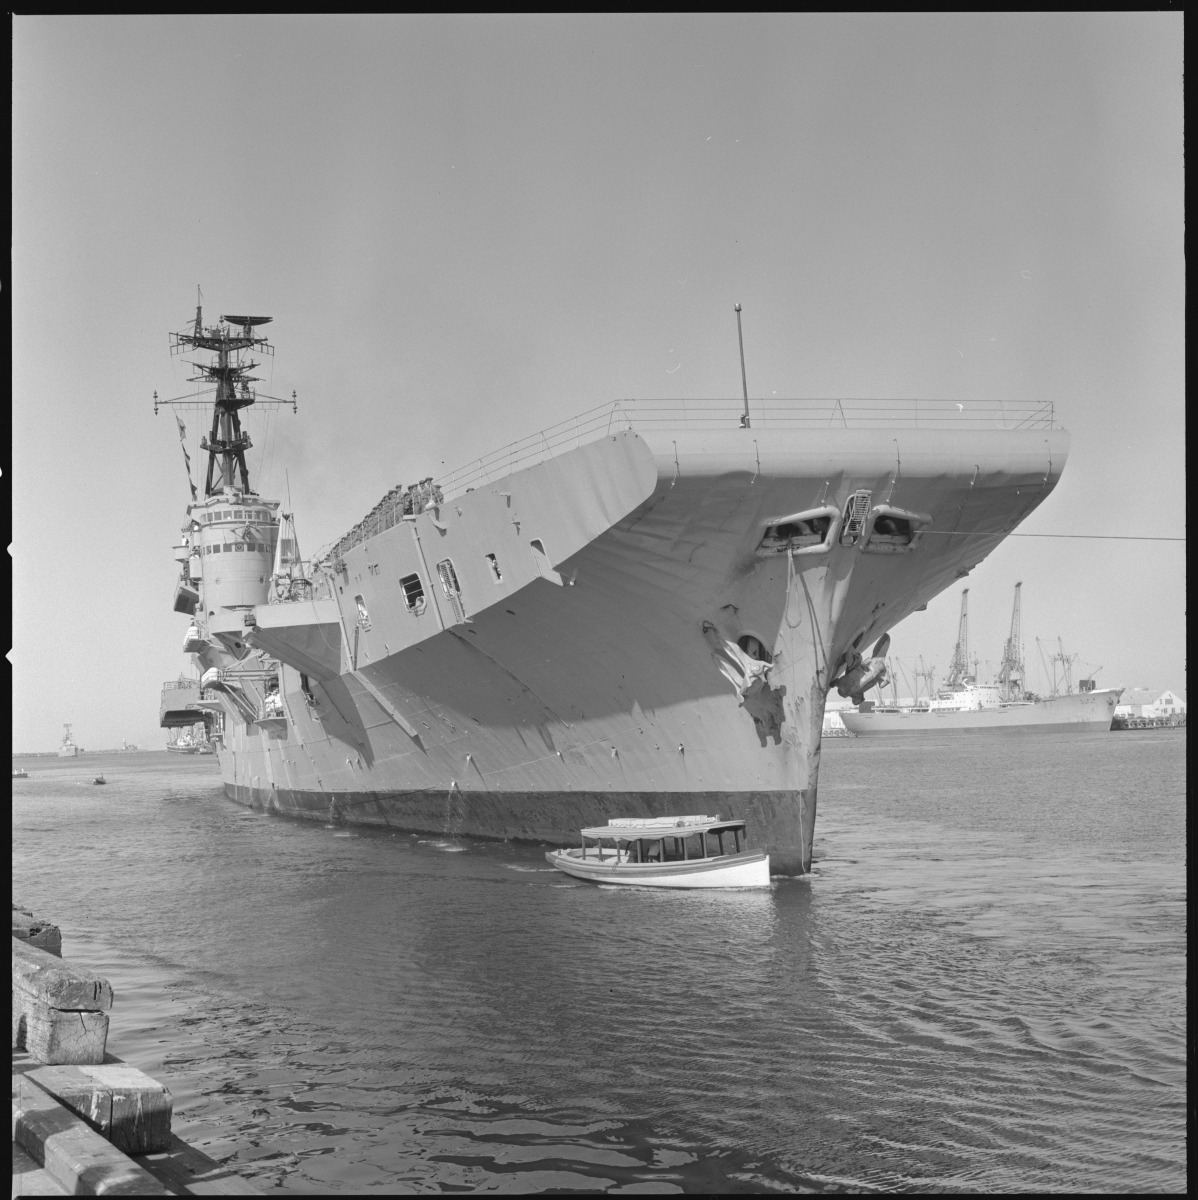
[735,303,750,428]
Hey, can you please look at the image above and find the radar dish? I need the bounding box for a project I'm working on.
[222,315,272,326]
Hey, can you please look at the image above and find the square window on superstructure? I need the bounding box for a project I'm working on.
[400,573,426,612]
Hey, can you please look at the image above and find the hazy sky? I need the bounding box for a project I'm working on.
[12,14,1184,751]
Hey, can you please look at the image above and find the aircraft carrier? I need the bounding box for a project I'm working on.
[158,303,1069,874]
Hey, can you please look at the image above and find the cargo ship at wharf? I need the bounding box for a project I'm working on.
[841,583,1122,736]
[157,303,1070,874]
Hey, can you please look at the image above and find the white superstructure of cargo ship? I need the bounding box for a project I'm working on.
[157,302,1070,874]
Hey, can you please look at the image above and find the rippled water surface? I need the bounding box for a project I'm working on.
[12,732,1185,1193]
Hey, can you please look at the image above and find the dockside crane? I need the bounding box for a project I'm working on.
[997,581,1026,702]
[944,589,971,689]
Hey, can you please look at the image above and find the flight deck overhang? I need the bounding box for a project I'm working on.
[246,598,343,681]
[636,426,1069,485]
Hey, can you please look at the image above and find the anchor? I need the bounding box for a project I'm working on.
[831,634,891,705]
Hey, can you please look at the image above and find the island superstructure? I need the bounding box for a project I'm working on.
[158,302,1071,873]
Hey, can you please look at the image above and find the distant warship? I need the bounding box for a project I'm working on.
[58,724,82,758]
[158,302,1069,874]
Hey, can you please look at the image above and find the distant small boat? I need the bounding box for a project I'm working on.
[12,768,29,779]
[545,815,770,889]
[93,775,107,785]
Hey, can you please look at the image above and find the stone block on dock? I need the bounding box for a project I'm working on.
[12,938,114,1010]
[27,1063,173,1154]
[12,905,63,956]
[12,1074,169,1196]
[12,1003,110,1065]
[12,937,114,1064]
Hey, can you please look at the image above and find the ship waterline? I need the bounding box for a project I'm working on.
[157,308,1068,874]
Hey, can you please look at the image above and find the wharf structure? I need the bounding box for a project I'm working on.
[12,903,256,1195]
[1114,688,1185,723]
[1112,687,1186,730]
[156,304,1071,874]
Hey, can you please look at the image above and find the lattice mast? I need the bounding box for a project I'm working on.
[944,588,971,689]
[997,581,1025,701]
[156,295,297,497]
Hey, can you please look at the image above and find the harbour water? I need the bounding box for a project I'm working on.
[12,733,1185,1193]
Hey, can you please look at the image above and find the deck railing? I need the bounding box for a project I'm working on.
[319,397,1056,558]
[434,397,1057,499]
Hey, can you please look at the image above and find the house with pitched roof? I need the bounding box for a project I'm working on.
[1115,689,1186,719]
